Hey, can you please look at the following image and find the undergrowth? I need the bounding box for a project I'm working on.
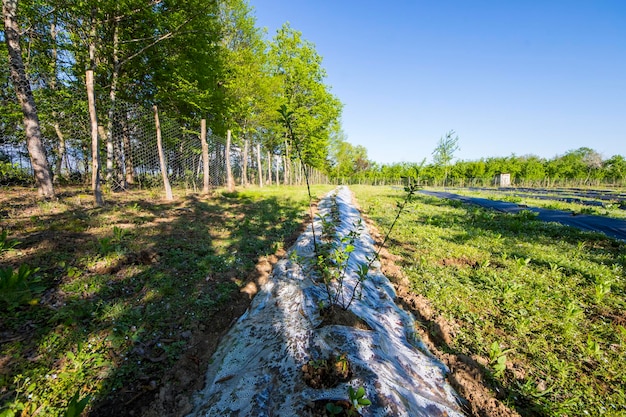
[0,185,330,416]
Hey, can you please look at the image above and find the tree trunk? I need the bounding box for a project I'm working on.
[50,19,66,183]
[241,137,248,186]
[153,106,173,201]
[256,142,263,187]
[105,9,120,184]
[200,119,210,193]
[2,0,54,198]
[86,8,103,204]
[283,139,290,185]
[225,129,235,192]
[267,151,272,186]
[122,115,134,184]
[53,123,66,181]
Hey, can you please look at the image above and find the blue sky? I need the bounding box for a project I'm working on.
[248,1,626,165]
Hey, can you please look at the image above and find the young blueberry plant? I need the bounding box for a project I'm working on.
[278,104,419,313]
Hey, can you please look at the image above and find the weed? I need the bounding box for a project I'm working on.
[326,402,344,416]
[593,275,612,303]
[0,229,19,253]
[0,264,43,310]
[489,341,512,378]
[63,391,91,417]
[586,335,602,358]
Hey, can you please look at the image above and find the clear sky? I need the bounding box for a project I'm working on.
[248,0,626,165]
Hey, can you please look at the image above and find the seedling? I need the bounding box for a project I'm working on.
[348,385,371,415]
[489,342,512,378]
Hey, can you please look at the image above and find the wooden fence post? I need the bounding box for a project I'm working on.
[153,105,173,201]
[200,118,210,193]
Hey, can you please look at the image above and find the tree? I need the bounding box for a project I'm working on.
[2,0,54,197]
[268,23,342,175]
[604,155,626,185]
[432,130,459,186]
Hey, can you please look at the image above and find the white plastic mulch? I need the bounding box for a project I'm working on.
[188,186,466,417]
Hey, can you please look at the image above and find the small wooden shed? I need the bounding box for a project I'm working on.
[494,173,511,187]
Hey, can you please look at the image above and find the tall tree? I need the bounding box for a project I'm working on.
[2,0,54,197]
[268,23,342,172]
[432,130,459,186]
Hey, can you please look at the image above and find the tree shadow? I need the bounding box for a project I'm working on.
[0,186,310,416]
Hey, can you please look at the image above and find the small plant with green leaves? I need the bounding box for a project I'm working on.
[593,274,612,303]
[0,230,19,253]
[347,385,371,415]
[0,264,43,311]
[488,341,512,378]
[63,390,91,417]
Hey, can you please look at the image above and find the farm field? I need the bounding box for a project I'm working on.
[445,187,626,220]
[2,183,625,417]
[352,185,626,416]
[0,185,333,416]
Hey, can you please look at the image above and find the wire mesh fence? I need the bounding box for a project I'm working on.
[1,100,329,193]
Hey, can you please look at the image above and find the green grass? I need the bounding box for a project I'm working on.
[0,184,333,416]
[352,185,626,417]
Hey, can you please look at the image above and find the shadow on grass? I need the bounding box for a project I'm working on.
[0,186,311,416]
[395,195,625,416]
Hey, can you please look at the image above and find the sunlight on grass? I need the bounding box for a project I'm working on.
[0,184,333,416]
[352,184,626,417]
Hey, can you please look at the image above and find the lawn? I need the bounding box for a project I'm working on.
[0,184,333,416]
[352,185,626,417]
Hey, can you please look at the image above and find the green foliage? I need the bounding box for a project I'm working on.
[269,24,342,170]
[0,230,19,253]
[0,265,43,311]
[325,402,343,416]
[489,342,512,378]
[64,391,91,417]
[348,385,371,413]
[432,130,460,186]
[0,161,32,186]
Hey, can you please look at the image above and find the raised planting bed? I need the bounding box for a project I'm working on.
[188,187,465,416]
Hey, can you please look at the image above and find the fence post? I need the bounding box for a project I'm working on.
[86,69,103,205]
[153,105,173,201]
[256,142,263,187]
[200,119,210,194]
[225,129,235,192]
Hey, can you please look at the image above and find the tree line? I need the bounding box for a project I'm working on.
[1,0,342,200]
[331,144,626,187]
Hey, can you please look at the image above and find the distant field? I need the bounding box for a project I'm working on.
[352,185,626,417]
[445,186,626,220]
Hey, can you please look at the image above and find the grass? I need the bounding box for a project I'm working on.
[352,185,626,417]
[0,184,333,416]
[446,187,626,220]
